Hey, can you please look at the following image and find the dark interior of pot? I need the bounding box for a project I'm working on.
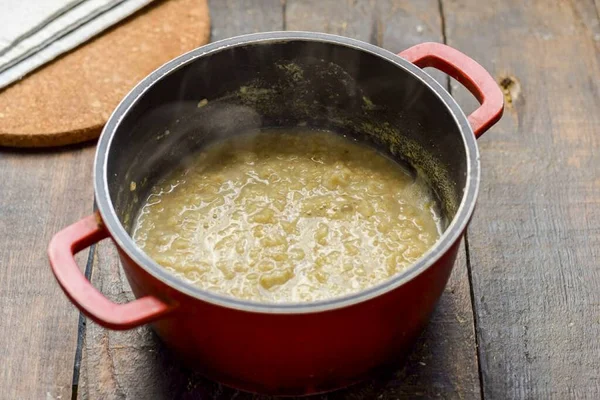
[105,39,467,236]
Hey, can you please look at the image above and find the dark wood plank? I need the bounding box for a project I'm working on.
[80,1,481,398]
[286,0,447,84]
[286,0,437,46]
[0,145,96,399]
[209,0,284,40]
[442,0,600,397]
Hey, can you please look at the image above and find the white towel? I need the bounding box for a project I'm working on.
[0,0,153,90]
[0,0,85,53]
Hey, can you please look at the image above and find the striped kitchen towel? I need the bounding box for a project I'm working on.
[0,0,153,89]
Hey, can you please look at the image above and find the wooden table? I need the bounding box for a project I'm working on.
[2,1,599,398]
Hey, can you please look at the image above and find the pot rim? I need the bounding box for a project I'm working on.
[94,31,480,314]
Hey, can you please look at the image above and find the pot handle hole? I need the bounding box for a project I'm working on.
[48,212,176,330]
[398,42,504,138]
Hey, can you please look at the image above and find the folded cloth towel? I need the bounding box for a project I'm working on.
[0,0,129,72]
[0,0,84,53]
[0,0,153,90]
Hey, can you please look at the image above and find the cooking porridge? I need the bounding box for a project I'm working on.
[132,129,442,303]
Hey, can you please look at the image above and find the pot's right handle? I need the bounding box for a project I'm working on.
[48,212,177,330]
[398,42,504,138]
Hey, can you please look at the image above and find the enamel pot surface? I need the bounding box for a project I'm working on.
[48,32,503,395]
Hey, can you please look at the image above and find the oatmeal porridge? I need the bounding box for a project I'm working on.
[132,129,442,303]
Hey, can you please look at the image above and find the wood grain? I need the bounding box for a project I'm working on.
[443,0,600,397]
[209,0,284,40]
[0,145,96,399]
[79,1,481,399]
[286,0,447,84]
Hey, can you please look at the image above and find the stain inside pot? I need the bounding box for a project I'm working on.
[132,128,442,303]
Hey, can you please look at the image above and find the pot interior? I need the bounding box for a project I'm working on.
[105,38,467,246]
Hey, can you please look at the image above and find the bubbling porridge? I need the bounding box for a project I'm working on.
[132,129,442,303]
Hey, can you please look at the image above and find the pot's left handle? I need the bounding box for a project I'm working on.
[48,212,176,330]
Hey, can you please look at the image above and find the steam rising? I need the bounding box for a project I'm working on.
[111,45,456,234]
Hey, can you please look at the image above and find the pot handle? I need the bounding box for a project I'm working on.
[48,213,176,330]
[398,42,504,138]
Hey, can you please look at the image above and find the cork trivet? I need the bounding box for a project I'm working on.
[0,0,210,147]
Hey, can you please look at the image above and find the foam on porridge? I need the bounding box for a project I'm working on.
[132,129,442,303]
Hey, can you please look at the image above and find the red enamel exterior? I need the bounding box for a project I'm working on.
[49,211,461,394]
[119,238,460,394]
[48,39,503,395]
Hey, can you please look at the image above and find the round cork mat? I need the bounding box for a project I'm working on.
[0,0,210,147]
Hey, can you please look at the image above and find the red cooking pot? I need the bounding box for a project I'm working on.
[49,32,503,395]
